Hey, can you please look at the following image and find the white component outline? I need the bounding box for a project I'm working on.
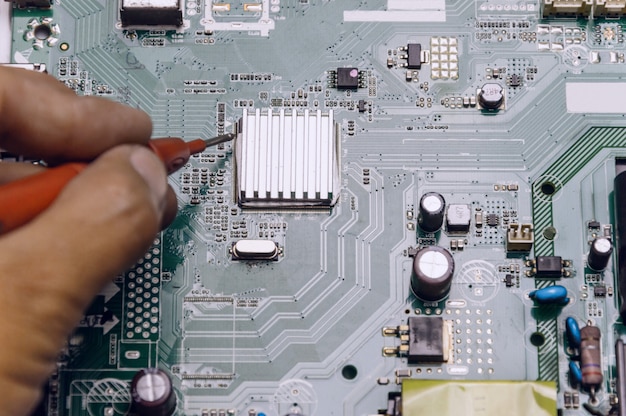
[203,0,274,37]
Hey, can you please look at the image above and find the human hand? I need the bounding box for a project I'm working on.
[0,67,177,416]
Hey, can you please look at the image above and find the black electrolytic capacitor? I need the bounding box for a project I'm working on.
[418,192,446,233]
[130,368,177,416]
[410,245,455,301]
[588,237,613,271]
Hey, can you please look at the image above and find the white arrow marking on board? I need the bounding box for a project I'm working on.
[101,282,121,303]
[78,310,120,335]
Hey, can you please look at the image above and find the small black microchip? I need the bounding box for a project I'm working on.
[588,220,601,229]
[406,43,422,69]
[336,67,360,89]
[504,274,515,287]
[508,74,522,87]
[486,213,499,227]
[535,256,563,278]
[594,285,607,297]
[407,316,445,364]
[358,99,366,112]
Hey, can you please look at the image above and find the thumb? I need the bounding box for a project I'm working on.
[0,145,169,416]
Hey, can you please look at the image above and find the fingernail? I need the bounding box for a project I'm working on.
[130,147,168,216]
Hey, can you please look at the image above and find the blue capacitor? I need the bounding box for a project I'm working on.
[529,285,570,305]
[566,317,582,349]
[570,361,583,387]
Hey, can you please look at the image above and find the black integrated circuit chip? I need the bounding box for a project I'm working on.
[535,256,563,278]
[486,213,499,227]
[336,67,360,89]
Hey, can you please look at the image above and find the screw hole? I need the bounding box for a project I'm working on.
[34,24,52,40]
[530,332,545,347]
[540,182,556,196]
[341,365,358,380]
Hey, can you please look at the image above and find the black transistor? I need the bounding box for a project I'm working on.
[406,43,422,69]
[504,274,515,287]
[588,220,601,229]
[336,67,360,89]
[594,285,607,297]
[407,316,445,363]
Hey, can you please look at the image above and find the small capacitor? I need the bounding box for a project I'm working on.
[418,192,446,233]
[565,317,581,350]
[569,361,583,387]
[410,245,455,301]
[131,368,177,416]
[529,285,569,305]
[580,325,603,395]
[588,237,613,271]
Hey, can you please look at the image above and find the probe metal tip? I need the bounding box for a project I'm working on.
[204,132,237,148]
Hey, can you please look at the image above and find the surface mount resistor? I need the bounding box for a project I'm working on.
[475,210,483,228]
[564,392,573,408]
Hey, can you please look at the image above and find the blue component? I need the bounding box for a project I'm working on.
[258,413,267,416]
[569,361,583,387]
[566,317,581,349]
[529,285,569,305]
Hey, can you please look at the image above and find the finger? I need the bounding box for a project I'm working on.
[0,165,178,228]
[0,145,171,414]
[162,185,178,229]
[0,67,152,162]
[0,162,45,185]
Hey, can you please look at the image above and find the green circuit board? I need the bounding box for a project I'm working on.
[6,0,626,415]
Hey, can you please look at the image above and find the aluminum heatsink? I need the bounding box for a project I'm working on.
[236,108,339,209]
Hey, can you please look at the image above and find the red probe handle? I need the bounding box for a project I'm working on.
[0,162,86,234]
[0,137,207,235]
[149,138,206,174]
